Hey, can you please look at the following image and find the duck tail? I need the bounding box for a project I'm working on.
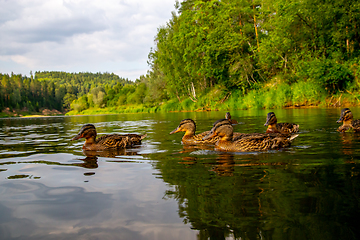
[289,134,299,142]
[293,124,300,133]
[140,134,147,140]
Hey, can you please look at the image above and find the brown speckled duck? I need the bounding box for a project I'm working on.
[225,112,238,125]
[264,112,299,134]
[204,119,298,152]
[71,124,147,150]
[169,119,243,145]
[337,108,360,132]
[170,119,218,145]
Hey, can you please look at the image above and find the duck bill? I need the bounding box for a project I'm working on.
[202,131,217,141]
[336,116,343,123]
[264,117,270,126]
[169,127,180,135]
[71,134,83,141]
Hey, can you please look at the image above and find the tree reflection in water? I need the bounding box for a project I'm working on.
[157,145,360,240]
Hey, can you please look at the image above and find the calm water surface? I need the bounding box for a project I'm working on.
[0,108,360,240]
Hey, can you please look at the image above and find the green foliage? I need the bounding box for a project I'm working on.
[147,0,360,107]
[149,0,263,100]
[70,95,89,112]
[273,83,292,108]
[160,99,182,112]
[226,91,242,111]
[91,86,106,108]
[181,98,195,111]
[0,71,132,114]
[296,59,354,94]
[127,83,147,105]
[291,81,325,105]
[63,93,77,109]
[242,90,265,109]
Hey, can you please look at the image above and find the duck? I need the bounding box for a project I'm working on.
[203,119,298,152]
[264,112,299,134]
[225,112,238,125]
[71,124,147,150]
[169,118,244,145]
[336,108,360,132]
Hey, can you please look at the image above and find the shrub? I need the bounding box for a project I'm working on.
[291,80,325,105]
[296,58,354,94]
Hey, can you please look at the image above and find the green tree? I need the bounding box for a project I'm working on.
[63,93,77,109]
[91,86,106,108]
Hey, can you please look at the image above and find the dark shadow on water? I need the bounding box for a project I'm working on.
[156,144,360,240]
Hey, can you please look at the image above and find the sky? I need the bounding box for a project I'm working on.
[0,0,176,81]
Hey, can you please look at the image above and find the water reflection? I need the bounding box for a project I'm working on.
[160,153,360,239]
[175,144,215,154]
[77,155,99,169]
[209,153,235,176]
[77,148,145,173]
[160,154,267,239]
[0,181,112,238]
[82,148,141,158]
[1,110,360,239]
[339,132,360,156]
[157,134,360,240]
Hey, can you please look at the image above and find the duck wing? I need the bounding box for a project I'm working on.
[125,134,147,145]
[337,125,352,132]
[233,132,264,141]
[352,119,360,132]
[192,131,244,144]
[231,133,296,151]
[96,134,147,149]
[184,131,220,144]
[277,123,299,133]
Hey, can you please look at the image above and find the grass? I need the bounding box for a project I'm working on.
[65,80,360,116]
[4,79,359,118]
[40,79,360,117]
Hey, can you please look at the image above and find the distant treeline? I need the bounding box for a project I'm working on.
[0,71,132,113]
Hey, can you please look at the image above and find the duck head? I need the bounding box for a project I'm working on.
[225,112,231,120]
[203,119,233,141]
[170,119,196,136]
[264,112,277,126]
[71,124,97,141]
[337,108,353,123]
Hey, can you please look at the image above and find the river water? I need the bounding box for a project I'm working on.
[0,108,359,240]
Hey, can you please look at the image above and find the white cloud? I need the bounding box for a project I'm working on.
[0,0,176,80]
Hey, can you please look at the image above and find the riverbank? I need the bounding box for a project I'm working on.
[0,108,65,118]
[65,93,359,116]
[64,78,360,116]
[2,89,359,118]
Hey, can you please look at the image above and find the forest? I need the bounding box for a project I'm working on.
[143,0,360,111]
[1,0,360,116]
[0,72,132,116]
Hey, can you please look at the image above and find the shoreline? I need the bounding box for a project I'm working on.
[1,102,358,119]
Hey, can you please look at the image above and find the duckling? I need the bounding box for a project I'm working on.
[337,108,360,132]
[264,112,299,134]
[225,112,238,125]
[204,119,297,152]
[71,124,147,150]
[169,119,243,145]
